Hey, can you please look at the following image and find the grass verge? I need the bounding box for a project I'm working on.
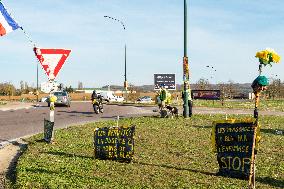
[0,101,7,106]
[10,114,284,189]
[193,99,284,112]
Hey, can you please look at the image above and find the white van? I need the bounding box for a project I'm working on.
[99,91,124,102]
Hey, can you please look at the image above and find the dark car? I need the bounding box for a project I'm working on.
[47,91,71,107]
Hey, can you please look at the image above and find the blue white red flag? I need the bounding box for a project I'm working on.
[0,2,20,36]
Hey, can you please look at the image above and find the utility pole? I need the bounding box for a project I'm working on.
[183,0,192,117]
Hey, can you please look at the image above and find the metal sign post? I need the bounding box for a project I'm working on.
[48,80,57,142]
[33,47,71,143]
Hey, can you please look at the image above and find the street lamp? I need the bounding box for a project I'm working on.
[104,16,128,97]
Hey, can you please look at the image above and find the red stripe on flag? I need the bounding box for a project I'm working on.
[0,23,7,36]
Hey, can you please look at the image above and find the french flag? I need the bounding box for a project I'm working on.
[0,2,20,36]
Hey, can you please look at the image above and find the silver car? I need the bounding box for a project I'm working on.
[47,91,71,107]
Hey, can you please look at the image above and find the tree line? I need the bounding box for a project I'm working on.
[0,79,283,99]
[0,81,35,96]
[194,78,284,99]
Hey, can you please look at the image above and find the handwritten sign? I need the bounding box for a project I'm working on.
[44,119,54,142]
[212,119,257,180]
[94,125,135,162]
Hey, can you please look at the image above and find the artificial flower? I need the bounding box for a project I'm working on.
[255,48,281,66]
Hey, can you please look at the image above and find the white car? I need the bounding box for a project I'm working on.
[137,96,153,103]
[114,96,124,102]
[99,91,124,102]
[40,97,48,102]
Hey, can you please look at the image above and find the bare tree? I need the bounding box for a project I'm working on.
[226,80,237,99]
[266,78,281,99]
[217,82,226,101]
[127,83,140,102]
[196,78,210,90]
[280,81,284,98]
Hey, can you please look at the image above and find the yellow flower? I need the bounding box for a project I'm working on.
[272,52,281,63]
[255,51,265,59]
[255,49,281,64]
[50,95,57,103]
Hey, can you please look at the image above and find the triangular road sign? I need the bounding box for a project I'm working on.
[33,47,71,80]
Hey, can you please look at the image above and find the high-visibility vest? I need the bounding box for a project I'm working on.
[160,89,167,101]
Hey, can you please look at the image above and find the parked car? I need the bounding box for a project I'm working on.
[137,96,152,103]
[47,91,71,107]
[40,97,48,102]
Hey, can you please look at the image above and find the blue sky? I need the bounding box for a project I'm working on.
[0,0,283,88]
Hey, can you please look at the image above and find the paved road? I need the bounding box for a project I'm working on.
[1,102,283,146]
[0,102,156,144]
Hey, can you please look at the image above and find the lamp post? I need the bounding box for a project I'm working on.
[183,0,192,117]
[104,16,128,99]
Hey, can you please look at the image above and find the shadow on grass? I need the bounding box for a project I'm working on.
[101,116,125,119]
[256,177,284,188]
[192,125,212,129]
[261,128,284,136]
[133,161,215,177]
[22,167,109,184]
[24,168,58,175]
[44,151,93,160]
[6,141,28,185]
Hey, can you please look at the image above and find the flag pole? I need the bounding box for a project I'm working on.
[20,27,36,47]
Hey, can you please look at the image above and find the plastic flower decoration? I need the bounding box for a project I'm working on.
[255,48,281,66]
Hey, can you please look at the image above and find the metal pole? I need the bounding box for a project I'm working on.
[184,0,187,57]
[183,0,190,118]
[36,63,39,102]
[49,81,56,143]
[124,44,128,101]
[125,44,127,85]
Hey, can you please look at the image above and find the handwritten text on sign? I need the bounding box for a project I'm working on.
[94,126,135,161]
[214,121,256,179]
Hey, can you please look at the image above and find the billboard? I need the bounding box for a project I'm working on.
[191,90,221,100]
[154,74,176,90]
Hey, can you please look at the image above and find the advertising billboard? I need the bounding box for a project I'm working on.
[191,90,221,100]
[154,74,176,90]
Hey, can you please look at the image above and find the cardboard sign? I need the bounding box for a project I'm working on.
[212,119,257,180]
[44,119,54,142]
[94,125,135,162]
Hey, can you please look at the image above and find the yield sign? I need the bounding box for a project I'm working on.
[33,47,71,80]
